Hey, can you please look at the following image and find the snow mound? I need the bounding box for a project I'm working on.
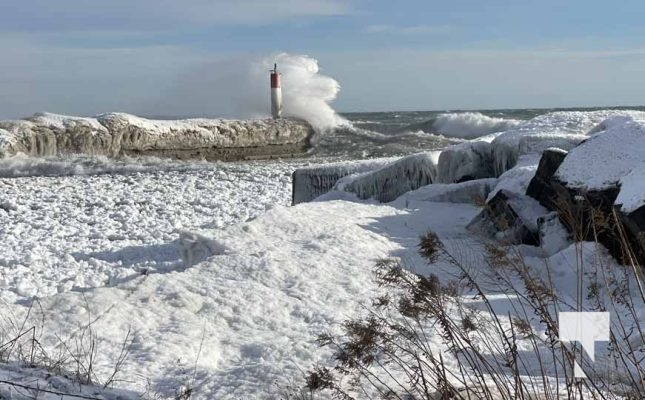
[291,158,396,204]
[336,152,439,203]
[0,362,140,400]
[0,112,313,160]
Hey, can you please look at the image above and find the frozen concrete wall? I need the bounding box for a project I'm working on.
[0,112,314,161]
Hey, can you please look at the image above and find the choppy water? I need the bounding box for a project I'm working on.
[309,106,645,159]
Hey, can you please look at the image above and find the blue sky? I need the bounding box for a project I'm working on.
[1,0,644,117]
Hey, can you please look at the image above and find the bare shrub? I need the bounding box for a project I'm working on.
[301,220,645,399]
[0,296,135,396]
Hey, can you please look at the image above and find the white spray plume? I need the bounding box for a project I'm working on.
[264,53,349,133]
[149,53,349,135]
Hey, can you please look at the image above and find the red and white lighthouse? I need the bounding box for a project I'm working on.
[270,63,282,119]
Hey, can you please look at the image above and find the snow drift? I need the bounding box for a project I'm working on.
[0,112,313,160]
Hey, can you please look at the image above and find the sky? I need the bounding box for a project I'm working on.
[1,0,645,118]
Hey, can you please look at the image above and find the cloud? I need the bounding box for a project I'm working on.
[0,0,352,33]
[365,24,453,35]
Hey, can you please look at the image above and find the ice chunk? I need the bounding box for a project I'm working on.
[616,167,645,213]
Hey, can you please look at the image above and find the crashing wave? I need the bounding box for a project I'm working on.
[404,112,522,139]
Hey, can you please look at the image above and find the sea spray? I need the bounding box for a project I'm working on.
[145,53,350,136]
[257,53,351,137]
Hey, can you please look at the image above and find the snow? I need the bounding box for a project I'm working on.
[29,112,107,131]
[0,152,642,398]
[556,116,645,212]
[490,110,645,176]
[2,109,645,398]
[487,153,540,201]
[616,167,645,213]
[555,115,645,213]
[505,192,550,232]
[0,363,140,400]
[0,156,301,303]
[537,212,571,256]
[1,195,410,397]
[392,178,497,205]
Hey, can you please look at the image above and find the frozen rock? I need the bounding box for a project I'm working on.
[468,189,549,245]
[526,148,568,210]
[524,116,645,264]
[436,140,494,183]
[489,110,645,177]
[337,153,439,203]
[292,158,395,205]
[487,154,540,201]
[555,115,645,193]
[0,112,314,160]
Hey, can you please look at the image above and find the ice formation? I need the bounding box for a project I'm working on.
[0,112,313,160]
[393,178,497,205]
[436,140,495,184]
[434,110,645,185]
[335,153,439,203]
[489,110,645,176]
[291,158,396,204]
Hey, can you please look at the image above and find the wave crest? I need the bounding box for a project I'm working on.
[427,112,522,139]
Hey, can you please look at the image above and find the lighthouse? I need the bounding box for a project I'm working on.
[270,64,282,119]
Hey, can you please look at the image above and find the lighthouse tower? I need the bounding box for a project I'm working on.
[270,64,282,119]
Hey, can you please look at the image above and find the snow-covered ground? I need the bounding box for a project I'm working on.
[0,156,300,303]
[2,109,645,398]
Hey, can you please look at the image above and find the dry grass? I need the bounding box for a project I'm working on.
[297,205,645,399]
